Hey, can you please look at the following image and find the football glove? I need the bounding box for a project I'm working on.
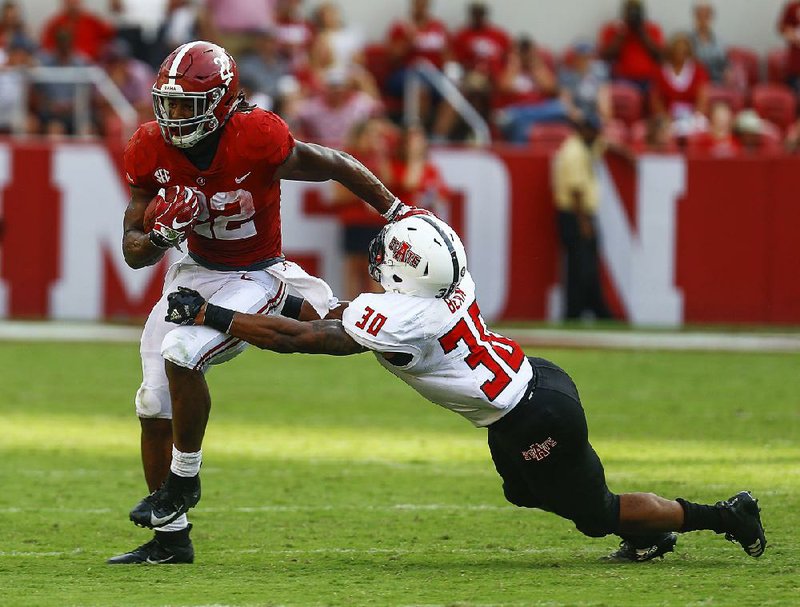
[150,186,204,248]
[165,286,206,326]
[383,198,434,222]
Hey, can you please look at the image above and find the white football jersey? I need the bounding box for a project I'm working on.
[341,272,533,427]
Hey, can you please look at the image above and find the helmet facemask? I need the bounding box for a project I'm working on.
[367,225,389,285]
[152,85,226,148]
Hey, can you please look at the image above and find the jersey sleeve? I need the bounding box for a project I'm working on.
[247,110,296,177]
[341,293,422,358]
[123,124,160,192]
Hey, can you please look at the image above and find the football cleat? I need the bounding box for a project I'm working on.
[107,526,194,565]
[607,532,678,562]
[717,491,767,557]
[129,472,201,529]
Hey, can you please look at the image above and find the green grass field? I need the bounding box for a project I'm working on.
[1,342,798,607]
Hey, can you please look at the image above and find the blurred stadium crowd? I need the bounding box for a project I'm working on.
[7,0,800,155]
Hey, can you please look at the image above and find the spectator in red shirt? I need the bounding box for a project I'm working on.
[40,0,115,63]
[432,2,510,141]
[329,117,396,299]
[493,36,567,144]
[651,33,709,137]
[387,0,450,71]
[391,124,450,217]
[385,0,450,121]
[779,1,800,92]
[598,0,664,91]
[452,2,510,76]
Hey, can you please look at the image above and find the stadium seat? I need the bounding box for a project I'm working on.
[706,84,746,112]
[528,123,573,151]
[751,83,797,131]
[610,82,643,125]
[727,46,761,87]
[767,48,788,84]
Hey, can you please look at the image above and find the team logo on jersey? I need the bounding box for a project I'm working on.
[521,437,558,462]
[388,236,421,268]
[213,52,235,87]
[154,168,171,184]
[196,176,206,186]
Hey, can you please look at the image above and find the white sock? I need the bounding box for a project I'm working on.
[156,514,189,532]
[170,446,202,477]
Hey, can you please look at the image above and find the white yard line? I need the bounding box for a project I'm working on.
[2,320,799,352]
[0,321,141,343]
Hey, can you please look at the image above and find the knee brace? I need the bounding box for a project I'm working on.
[135,384,171,418]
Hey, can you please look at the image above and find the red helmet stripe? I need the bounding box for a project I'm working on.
[168,41,202,85]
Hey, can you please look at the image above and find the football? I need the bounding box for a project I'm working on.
[142,194,165,233]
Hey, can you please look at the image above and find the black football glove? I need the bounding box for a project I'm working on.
[165,286,206,325]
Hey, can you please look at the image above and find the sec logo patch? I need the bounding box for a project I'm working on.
[154,168,171,184]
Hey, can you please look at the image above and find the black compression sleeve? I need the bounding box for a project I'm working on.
[204,303,236,333]
[281,294,304,320]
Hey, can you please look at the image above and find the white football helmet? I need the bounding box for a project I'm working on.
[368,215,467,299]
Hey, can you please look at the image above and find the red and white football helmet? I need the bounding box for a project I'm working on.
[152,41,242,148]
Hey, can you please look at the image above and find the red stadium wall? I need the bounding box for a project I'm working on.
[0,139,798,325]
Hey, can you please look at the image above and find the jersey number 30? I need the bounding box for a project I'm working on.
[439,301,525,401]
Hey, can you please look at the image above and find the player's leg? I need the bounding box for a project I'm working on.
[108,272,195,564]
[128,274,287,529]
[488,357,677,560]
[140,417,172,491]
[496,358,766,559]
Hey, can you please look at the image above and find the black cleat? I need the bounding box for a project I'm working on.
[129,472,201,529]
[107,526,194,565]
[717,491,767,557]
[607,532,678,562]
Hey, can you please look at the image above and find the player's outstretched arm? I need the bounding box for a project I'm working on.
[226,313,365,356]
[274,141,397,217]
[122,185,169,269]
[165,287,365,356]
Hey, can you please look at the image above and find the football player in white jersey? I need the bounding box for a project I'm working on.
[164,215,766,561]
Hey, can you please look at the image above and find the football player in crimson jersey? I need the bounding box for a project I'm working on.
[164,216,767,563]
[109,40,424,565]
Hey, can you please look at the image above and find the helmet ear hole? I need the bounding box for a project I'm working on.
[392,275,403,283]
[423,263,429,276]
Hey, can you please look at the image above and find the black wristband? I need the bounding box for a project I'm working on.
[203,303,236,333]
[149,230,171,249]
[281,294,304,320]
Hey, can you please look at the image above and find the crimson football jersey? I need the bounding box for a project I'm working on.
[124,108,295,268]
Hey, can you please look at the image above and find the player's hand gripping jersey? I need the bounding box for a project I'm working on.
[342,272,533,427]
[124,108,294,268]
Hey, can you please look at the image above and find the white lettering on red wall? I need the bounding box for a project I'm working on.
[597,155,686,326]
